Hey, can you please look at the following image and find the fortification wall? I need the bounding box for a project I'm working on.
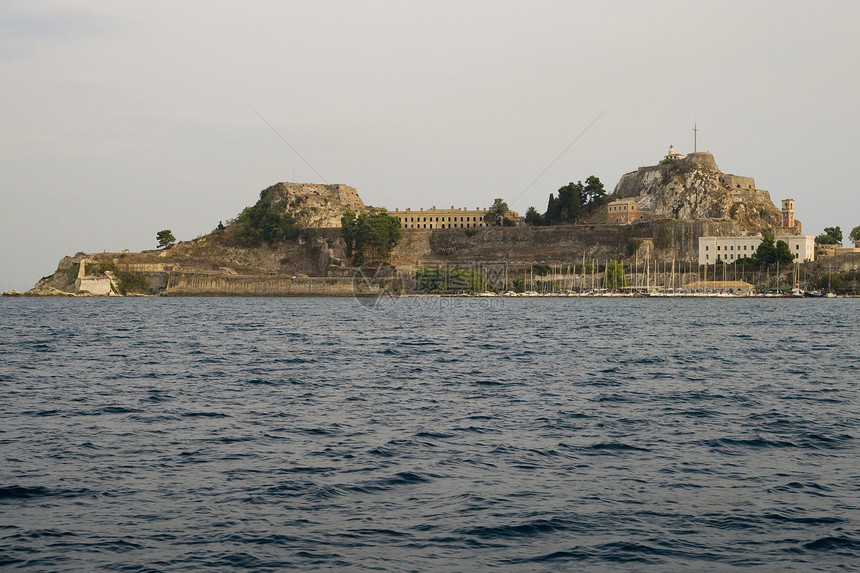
[117,262,178,273]
[390,220,748,269]
[76,276,113,295]
[681,152,719,171]
[164,273,367,297]
[720,175,756,190]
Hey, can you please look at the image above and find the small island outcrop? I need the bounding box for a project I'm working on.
[19,144,842,297]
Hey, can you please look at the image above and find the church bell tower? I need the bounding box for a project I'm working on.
[782,199,795,228]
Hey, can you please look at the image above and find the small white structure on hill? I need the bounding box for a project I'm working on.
[664,145,686,161]
[74,259,116,295]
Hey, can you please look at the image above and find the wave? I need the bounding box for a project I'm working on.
[460,517,578,539]
[764,512,844,525]
[383,471,433,485]
[2,297,859,571]
[0,486,91,501]
[701,437,799,450]
[587,442,651,452]
[803,536,860,552]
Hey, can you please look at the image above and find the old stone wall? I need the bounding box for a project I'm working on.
[117,262,177,273]
[76,276,113,295]
[389,220,750,270]
[164,273,366,296]
[720,175,756,190]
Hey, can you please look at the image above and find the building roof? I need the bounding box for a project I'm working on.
[607,199,638,206]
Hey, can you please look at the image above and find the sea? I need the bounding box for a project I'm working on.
[1,296,858,572]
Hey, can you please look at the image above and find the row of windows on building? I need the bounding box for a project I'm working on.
[401,222,485,229]
[704,244,803,252]
[705,252,803,261]
[611,215,644,223]
[398,215,485,229]
[705,244,753,252]
[400,216,482,223]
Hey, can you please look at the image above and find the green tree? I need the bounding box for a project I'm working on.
[231,201,300,246]
[341,211,402,265]
[524,206,543,226]
[156,230,176,248]
[815,226,843,245]
[483,198,509,226]
[115,271,148,295]
[558,182,582,222]
[582,175,606,210]
[774,239,795,264]
[850,225,860,243]
[341,211,357,259]
[603,260,629,290]
[545,192,560,223]
[752,231,777,264]
[538,175,605,224]
[544,182,582,224]
[825,226,843,243]
[753,231,795,265]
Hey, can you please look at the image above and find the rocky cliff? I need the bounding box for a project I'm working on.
[612,152,797,233]
[259,182,370,228]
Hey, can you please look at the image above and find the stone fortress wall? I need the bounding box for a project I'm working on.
[720,175,756,190]
[164,273,368,297]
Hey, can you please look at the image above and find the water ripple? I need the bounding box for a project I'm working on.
[0,297,858,571]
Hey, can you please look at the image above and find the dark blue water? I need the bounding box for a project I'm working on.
[1,297,859,571]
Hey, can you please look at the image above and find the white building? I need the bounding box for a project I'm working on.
[664,144,686,161]
[698,235,815,265]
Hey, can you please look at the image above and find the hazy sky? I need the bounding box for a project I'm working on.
[2,1,859,290]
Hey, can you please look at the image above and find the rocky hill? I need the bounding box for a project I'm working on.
[23,181,371,297]
[257,182,370,228]
[612,152,797,233]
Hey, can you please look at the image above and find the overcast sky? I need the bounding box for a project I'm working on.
[2,1,858,291]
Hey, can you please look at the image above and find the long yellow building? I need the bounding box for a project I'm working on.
[391,206,519,229]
